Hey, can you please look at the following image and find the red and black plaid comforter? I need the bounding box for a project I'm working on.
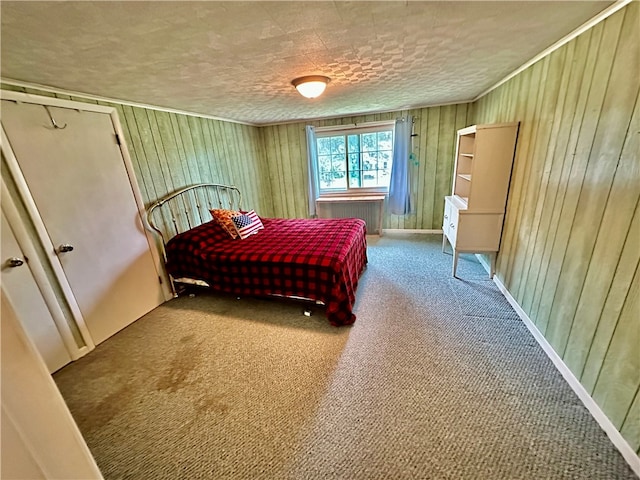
[165,217,368,326]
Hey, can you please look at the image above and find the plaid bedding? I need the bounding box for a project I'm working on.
[165,217,368,326]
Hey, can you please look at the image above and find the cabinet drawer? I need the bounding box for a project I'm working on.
[443,199,452,236]
[448,207,459,245]
[444,196,464,246]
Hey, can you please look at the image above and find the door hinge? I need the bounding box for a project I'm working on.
[158,276,163,285]
[115,133,121,145]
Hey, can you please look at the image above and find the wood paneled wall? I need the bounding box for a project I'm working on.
[0,84,273,222]
[2,3,636,455]
[261,104,473,229]
[473,4,639,452]
[2,84,472,231]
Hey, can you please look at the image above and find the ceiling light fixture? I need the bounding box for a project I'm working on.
[291,75,330,99]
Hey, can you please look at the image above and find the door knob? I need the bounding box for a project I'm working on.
[6,257,25,267]
[58,244,74,253]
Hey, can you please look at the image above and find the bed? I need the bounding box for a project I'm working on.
[145,184,368,326]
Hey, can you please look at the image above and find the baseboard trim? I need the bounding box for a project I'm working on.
[382,229,442,235]
[487,269,640,477]
[475,253,492,272]
[75,346,92,359]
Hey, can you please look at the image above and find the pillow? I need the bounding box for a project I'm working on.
[210,209,240,239]
[231,210,264,239]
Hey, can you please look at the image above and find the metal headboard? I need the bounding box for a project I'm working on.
[145,183,242,249]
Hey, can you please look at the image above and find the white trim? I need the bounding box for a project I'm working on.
[75,345,92,358]
[1,89,115,113]
[315,119,395,133]
[482,261,640,476]
[318,191,387,199]
[1,126,96,351]
[1,78,256,126]
[107,102,174,302]
[267,100,470,127]
[476,253,492,272]
[382,229,443,235]
[474,0,633,101]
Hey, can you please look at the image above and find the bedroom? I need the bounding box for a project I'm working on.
[1,1,638,478]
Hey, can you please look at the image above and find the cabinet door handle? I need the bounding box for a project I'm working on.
[6,257,25,268]
[450,223,455,229]
[58,243,74,253]
[444,214,448,219]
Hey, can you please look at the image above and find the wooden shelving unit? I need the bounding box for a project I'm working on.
[442,122,519,277]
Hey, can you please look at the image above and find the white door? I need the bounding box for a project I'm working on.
[1,100,163,345]
[1,211,72,373]
[1,291,103,479]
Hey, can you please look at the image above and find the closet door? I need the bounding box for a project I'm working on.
[1,100,163,345]
[1,210,72,373]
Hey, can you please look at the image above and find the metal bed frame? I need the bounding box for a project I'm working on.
[145,183,242,249]
[145,183,346,315]
[144,183,243,294]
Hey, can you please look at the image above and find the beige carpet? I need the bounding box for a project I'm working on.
[53,234,636,479]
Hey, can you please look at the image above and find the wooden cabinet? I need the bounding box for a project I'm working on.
[442,123,519,277]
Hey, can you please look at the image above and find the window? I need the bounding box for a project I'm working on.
[315,121,394,195]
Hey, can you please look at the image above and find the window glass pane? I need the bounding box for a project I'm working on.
[349,170,361,188]
[348,153,359,171]
[361,133,376,152]
[317,137,332,155]
[316,125,394,192]
[347,134,360,153]
[317,136,345,190]
[378,130,392,145]
[318,155,331,175]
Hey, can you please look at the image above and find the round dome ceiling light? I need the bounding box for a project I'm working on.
[291,75,331,99]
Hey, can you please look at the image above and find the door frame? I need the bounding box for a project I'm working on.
[1,91,172,349]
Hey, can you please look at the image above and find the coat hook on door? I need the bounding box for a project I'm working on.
[43,105,67,129]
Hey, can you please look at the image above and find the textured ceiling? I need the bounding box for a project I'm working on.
[1,1,613,125]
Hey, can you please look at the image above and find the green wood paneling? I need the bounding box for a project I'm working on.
[1,83,272,232]
[508,49,563,301]
[499,59,548,289]
[472,3,639,451]
[519,41,575,313]
[580,204,639,393]
[565,96,639,383]
[260,105,470,229]
[415,106,433,229]
[621,389,640,453]
[544,7,634,355]
[527,28,598,326]
[591,267,639,428]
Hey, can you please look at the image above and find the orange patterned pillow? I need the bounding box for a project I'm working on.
[210,209,240,239]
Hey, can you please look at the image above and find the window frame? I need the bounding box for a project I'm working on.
[315,120,395,198]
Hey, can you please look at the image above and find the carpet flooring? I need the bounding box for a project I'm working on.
[53,234,637,479]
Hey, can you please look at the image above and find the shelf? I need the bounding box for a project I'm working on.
[445,122,519,278]
[316,194,385,203]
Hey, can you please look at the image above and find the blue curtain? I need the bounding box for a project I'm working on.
[388,117,413,215]
[306,125,320,217]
